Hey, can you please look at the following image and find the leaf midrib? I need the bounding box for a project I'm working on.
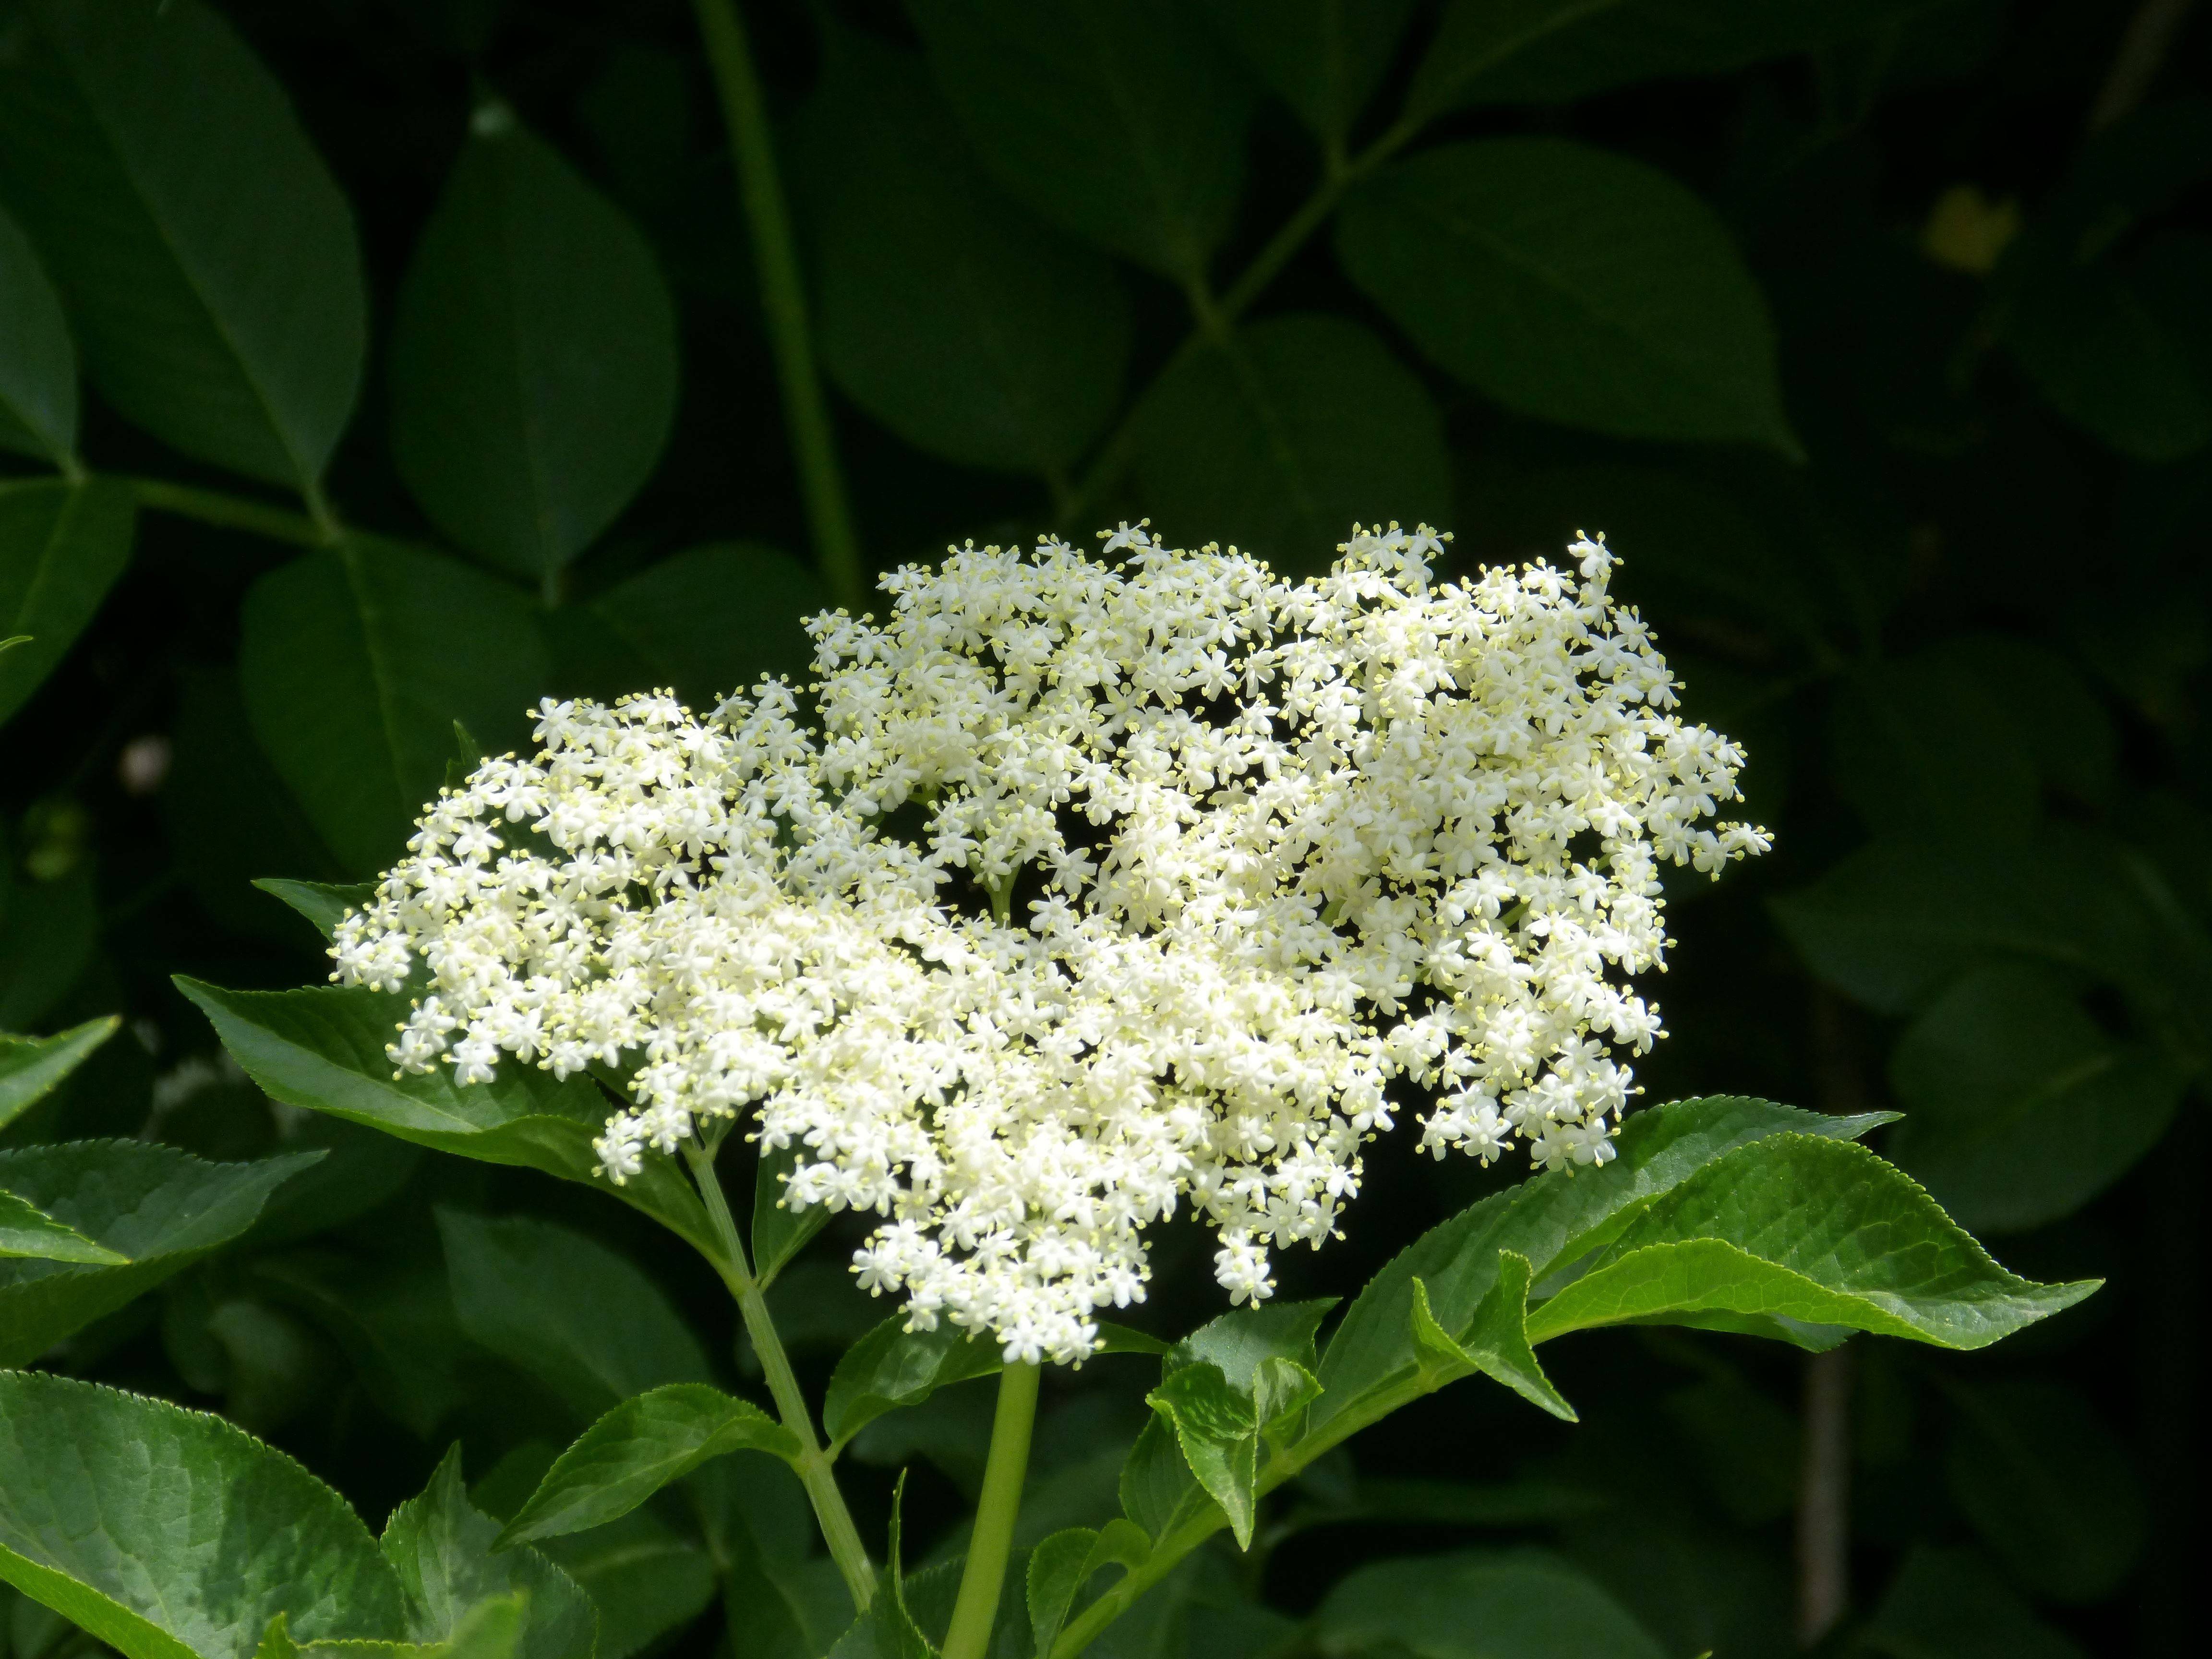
[60,29,315,489]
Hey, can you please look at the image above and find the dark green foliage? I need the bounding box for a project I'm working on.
[1,2,2203,1657]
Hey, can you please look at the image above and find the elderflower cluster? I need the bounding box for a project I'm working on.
[331,524,1765,1362]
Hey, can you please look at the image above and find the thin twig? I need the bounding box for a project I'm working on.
[124,476,329,547]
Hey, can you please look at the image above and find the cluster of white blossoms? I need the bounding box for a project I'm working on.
[331,524,1765,1363]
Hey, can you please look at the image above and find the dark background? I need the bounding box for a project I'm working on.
[2,3,2206,1657]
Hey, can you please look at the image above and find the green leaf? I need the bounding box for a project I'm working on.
[381,1450,597,1659]
[252,879,379,943]
[1407,0,1921,118]
[1888,964,2188,1234]
[1117,1412,1208,1543]
[1862,1547,2090,1659]
[578,544,824,709]
[1936,637,2118,811]
[531,1512,713,1659]
[0,852,97,1031]
[1196,0,1419,146]
[1131,313,1451,573]
[1144,1362,1262,1548]
[439,1208,710,1420]
[1169,1298,1333,1394]
[829,1473,934,1659]
[0,201,75,465]
[0,1370,407,1659]
[1524,1135,2096,1350]
[1314,1096,1890,1433]
[2005,230,2212,461]
[823,1315,1003,1451]
[160,669,346,944]
[0,0,364,489]
[174,978,715,1256]
[797,28,1131,476]
[1828,657,2040,846]
[1313,1547,1669,1659]
[0,1139,322,1365]
[1026,1521,1149,1658]
[909,0,1255,279]
[1769,828,2165,1017]
[1338,138,1795,453]
[751,1138,830,1285]
[237,537,553,877]
[0,1014,118,1132]
[1944,1382,2145,1605]
[389,107,677,582]
[1409,1261,1575,1422]
[498,1383,798,1548]
[0,1189,127,1263]
[0,478,136,728]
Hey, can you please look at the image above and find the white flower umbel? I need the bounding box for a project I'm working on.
[333,525,1766,1362]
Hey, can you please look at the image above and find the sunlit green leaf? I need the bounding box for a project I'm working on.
[1524,1135,2096,1349]
[1339,138,1794,451]
[1026,1521,1148,1658]
[1409,1258,1575,1422]
[824,1314,1002,1451]
[0,201,75,465]
[0,0,364,488]
[0,1370,408,1658]
[910,0,1255,279]
[0,1139,322,1364]
[389,108,677,581]
[175,978,716,1256]
[238,537,552,876]
[1315,1097,1889,1432]
[0,478,135,728]
[498,1383,797,1548]
[252,878,378,943]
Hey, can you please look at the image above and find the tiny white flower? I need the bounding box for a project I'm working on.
[333,525,1763,1360]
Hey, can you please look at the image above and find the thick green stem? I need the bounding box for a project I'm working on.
[124,476,329,547]
[684,1142,878,1611]
[692,0,865,612]
[942,1361,1042,1659]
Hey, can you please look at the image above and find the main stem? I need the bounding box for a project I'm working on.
[692,0,865,612]
[684,1142,878,1611]
[941,1361,1042,1659]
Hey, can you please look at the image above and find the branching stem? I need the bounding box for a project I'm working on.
[692,0,865,611]
[1057,114,1420,530]
[683,1141,878,1611]
[941,1361,1041,1659]
[124,476,330,547]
